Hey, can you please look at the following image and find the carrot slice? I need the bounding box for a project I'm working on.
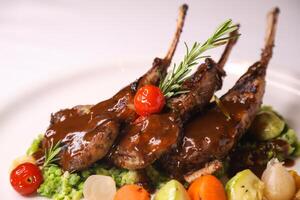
[114,184,150,200]
[188,175,227,200]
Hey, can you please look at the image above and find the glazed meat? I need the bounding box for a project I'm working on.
[168,25,239,121]
[41,5,188,172]
[160,8,279,180]
[110,30,239,170]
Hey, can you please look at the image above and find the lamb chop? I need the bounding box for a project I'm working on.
[39,4,188,172]
[160,8,279,182]
[110,28,239,170]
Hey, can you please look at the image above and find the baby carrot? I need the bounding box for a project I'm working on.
[188,175,227,200]
[114,184,150,200]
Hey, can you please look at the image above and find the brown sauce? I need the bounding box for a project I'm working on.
[284,158,295,167]
[45,112,110,156]
[175,98,250,171]
[39,86,137,165]
[33,149,45,166]
[91,86,136,122]
[114,113,180,167]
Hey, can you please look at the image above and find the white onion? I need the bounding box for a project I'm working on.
[294,189,300,200]
[83,175,116,200]
[9,155,36,173]
[261,158,296,200]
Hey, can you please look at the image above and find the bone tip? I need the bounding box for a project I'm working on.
[180,4,189,13]
[273,7,280,14]
[229,24,240,44]
[266,7,279,35]
[269,7,280,18]
[232,23,240,36]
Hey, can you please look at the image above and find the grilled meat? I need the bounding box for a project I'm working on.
[160,8,279,180]
[167,58,224,122]
[168,26,239,122]
[110,30,239,170]
[40,5,188,172]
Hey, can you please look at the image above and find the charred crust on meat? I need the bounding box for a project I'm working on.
[205,58,214,69]
[153,57,163,66]
[130,81,139,92]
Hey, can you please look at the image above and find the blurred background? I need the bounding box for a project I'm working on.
[0,0,299,111]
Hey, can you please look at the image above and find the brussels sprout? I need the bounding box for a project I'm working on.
[154,180,190,200]
[226,169,264,200]
[249,111,285,141]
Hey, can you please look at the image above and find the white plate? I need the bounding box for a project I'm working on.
[1,61,300,198]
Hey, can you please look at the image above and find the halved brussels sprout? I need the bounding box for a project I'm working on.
[154,180,190,200]
[249,110,285,141]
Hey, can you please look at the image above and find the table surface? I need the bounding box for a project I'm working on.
[0,0,299,112]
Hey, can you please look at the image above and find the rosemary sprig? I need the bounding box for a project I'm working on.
[212,95,231,120]
[43,140,62,169]
[159,19,239,98]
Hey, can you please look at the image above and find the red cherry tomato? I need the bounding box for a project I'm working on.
[134,85,165,116]
[10,162,43,196]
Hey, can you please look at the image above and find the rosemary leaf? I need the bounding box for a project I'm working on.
[159,19,239,99]
[43,140,62,169]
[213,95,231,120]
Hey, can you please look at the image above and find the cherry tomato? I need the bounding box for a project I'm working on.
[10,162,43,196]
[134,85,165,116]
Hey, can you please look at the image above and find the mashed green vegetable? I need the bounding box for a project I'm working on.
[26,134,43,156]
[279,128,300,155]
[85,162,143,187]
[37,163,144,199]
[37,166,82,200]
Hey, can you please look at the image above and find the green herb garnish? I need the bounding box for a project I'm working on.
[159,19,239,98]
[213,95,231,120]
[43,140,62,169]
